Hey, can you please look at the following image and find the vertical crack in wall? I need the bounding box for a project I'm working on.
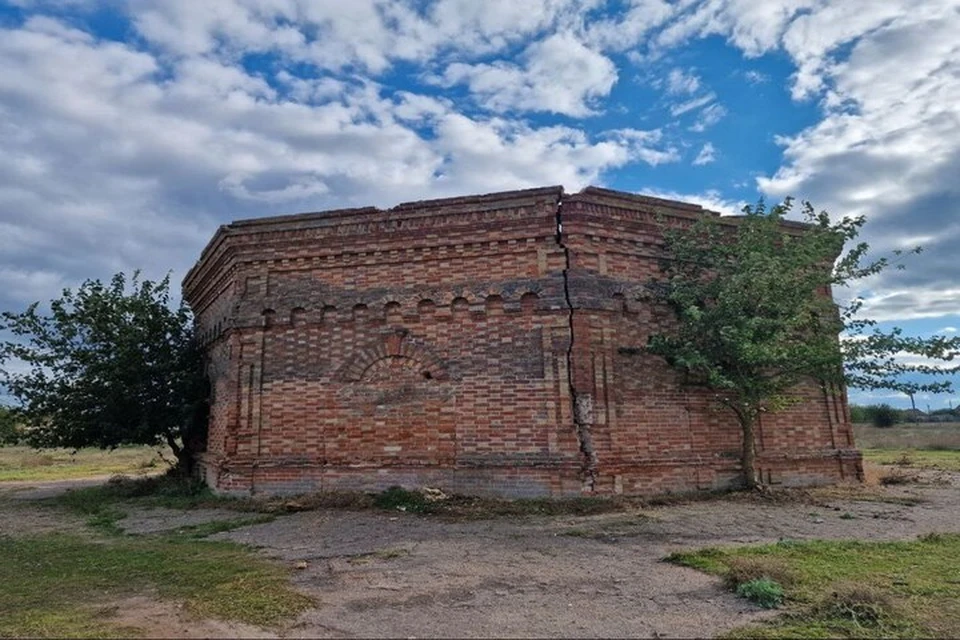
[556,199,597,491]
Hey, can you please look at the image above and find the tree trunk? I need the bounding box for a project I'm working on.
[740,415,760,489]
[165,432,196,477]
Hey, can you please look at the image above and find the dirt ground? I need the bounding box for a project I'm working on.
[4,470,960,639]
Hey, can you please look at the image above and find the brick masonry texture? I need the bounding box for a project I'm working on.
[183,186,863,497]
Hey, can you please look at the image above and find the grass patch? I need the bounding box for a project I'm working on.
[862,449,960,472]
[50,473,232,534]
[0,446,167,482]
[0,532,314,638]
[669,533,960,638]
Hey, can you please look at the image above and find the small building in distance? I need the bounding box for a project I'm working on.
[183,186,863,497]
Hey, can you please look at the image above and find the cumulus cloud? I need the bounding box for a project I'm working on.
[1,0,959,341]
[0,11,667,311]
[755,1,960,321]
[641,0,960,322]
[129,0,591,73]
[581,0,675,51]
[439,32,618,117]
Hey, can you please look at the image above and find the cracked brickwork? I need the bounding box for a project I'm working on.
[183,186,863,497]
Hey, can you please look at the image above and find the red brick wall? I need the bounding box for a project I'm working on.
[183,186,863,497]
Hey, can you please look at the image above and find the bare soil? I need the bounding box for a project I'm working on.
[3,470,959,639]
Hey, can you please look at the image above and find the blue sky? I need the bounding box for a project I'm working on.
[0,0,957,408]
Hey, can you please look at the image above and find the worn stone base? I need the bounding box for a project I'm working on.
[199,449,863,499]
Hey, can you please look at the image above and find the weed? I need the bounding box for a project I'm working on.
[879,469,917,485]
[840,512,856,520]
[374,486,433,513]
[736,578,785,609]
[814,582,895,628]
[894,452,914,467]
[725,556,795,589]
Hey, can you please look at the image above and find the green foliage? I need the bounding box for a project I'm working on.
[850,404,904,427]
[0,272,208,473]
[647,199,960,486]
[671,534,960,638]
[736,578,785,609]
[0,405,21,445]
[849,404,870,423]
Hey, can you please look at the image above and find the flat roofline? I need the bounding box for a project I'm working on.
[183,185,735,293]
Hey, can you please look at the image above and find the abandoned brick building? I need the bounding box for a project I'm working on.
[183,186,863,497]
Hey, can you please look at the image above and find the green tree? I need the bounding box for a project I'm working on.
[647,199,959,489]
[0,273,208,474]
[0,405,20,445]
[848,404,869,424]
[868,403,901,428]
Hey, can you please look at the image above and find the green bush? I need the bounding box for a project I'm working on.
[849,404,869,424]
[0,406,22,445]
[869,404,901,428]
[736,578,785,609]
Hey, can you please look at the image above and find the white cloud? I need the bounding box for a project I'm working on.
[2,0,959,339]
[129,0,593,74]
[939,327,959,334]
[670,93,715,116]
[603,128,680,166]
[666,67,701,95]
[581,0,676,51]
[0,14,658,310]
[756,2,960,321]
[430,117,667,190]
[439,32,618,117]
[655,0,817,58]
[643,0,960,324]
[637,188,746,217]
[744,69,768,84]
[689,103,727,132]
[693,142,717,165]
[857,290,960,323]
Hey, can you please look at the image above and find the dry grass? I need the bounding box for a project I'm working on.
[854,422,960,451]
[854,423,960,475]
[724,556,797,589]
[0,446,169,482]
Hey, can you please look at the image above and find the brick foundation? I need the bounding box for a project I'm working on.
[183,186,863,498]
